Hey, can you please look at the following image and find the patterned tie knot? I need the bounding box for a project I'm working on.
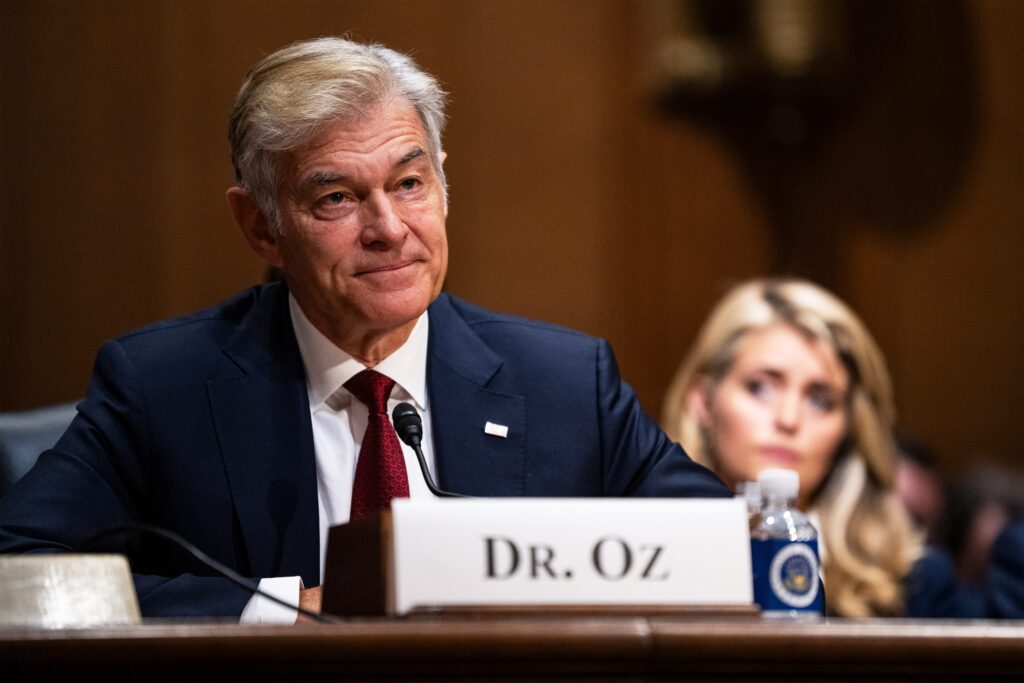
[345,369,395,415]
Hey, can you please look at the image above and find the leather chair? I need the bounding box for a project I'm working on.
[0,402,78,496]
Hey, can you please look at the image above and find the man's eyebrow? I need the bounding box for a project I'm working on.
[298,148,427,192]
[397,147,426,166]
[300,171,347,192]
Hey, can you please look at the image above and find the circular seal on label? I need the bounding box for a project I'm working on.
[768,543,819,608]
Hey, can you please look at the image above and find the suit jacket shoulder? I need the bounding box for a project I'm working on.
[424,293,728,499]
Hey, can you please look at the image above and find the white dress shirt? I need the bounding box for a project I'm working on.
[241,294,437,623]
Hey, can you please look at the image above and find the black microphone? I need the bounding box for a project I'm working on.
[392,402,465,498]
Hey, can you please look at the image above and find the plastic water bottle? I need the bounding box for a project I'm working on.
[750,468,823,618]
[735,480,763,531]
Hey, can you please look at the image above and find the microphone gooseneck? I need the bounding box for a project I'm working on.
[391,402,465,498]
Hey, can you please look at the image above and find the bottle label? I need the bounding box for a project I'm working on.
[751,539,822,612]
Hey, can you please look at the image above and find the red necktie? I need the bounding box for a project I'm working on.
[346,369,410,520]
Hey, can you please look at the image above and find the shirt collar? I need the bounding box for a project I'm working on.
[288,294,430,411]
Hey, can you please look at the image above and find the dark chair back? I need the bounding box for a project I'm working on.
[0,402,78,496]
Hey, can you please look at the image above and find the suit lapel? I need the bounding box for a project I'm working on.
[207,284,320,587]
[427,295,526,496]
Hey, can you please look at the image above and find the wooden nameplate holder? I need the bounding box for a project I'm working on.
[321,499,759,619]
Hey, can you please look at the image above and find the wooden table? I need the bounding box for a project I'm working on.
[3,615,1023,681]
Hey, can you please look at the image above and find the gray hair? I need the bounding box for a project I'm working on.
[228,37,448,233]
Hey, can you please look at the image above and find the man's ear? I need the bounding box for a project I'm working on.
[226,187,284,268]
[686,377,713,429]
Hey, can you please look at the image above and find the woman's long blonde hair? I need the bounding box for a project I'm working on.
[662,278,921,617]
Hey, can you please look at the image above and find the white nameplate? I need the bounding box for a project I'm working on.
[390,498,752,615]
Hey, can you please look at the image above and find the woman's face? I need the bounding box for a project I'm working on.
[692,323,850,507]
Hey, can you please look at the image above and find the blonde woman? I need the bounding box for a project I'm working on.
[662,278,921,617]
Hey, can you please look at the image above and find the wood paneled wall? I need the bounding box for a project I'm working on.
[1,0,1021,475]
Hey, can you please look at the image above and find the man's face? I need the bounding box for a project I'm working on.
[271,101,448,349]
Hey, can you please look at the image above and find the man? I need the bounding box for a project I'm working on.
[0,38,728,620]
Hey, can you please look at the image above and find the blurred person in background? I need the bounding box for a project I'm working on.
[906,462,1024,618]
[663,277,1024,619]
[661,278,921,617]
[894,430,947,542]
[940,462,1024,584]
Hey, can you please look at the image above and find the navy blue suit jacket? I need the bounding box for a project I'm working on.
[0,283,728,617]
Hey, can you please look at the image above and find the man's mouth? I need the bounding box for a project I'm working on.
[357,260,416,276]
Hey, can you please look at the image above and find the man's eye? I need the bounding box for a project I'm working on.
[399,177,420,191]
[326,191,347,204]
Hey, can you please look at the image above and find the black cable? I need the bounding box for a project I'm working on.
[76,522,338,624]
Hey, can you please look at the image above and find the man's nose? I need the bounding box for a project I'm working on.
[773,392,801,434]
[360,193,407,248]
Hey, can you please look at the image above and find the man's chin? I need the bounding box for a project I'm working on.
[357,294,433,331]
